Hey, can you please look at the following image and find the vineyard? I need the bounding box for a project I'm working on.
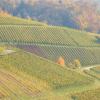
[0,15,100,99]
[0,25,99,47]
[17,45,100,66]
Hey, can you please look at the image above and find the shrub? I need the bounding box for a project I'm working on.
[73,59,81,68]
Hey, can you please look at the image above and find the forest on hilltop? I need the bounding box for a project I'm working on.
[0,0,100,34]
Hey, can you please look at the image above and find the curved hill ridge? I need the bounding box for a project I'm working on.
[1,0,100,34]
[0,15,46,26]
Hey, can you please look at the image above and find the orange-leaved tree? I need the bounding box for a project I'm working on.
[57,56,65,67]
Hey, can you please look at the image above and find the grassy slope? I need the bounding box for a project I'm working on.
[0,16,99,99]
[0,50,93,88]
[0,15,47,26]
[72,88,100,100]
[0,49,96,99]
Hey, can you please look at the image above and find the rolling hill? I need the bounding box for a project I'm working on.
[0,15,100,99]
[0,15,99,67]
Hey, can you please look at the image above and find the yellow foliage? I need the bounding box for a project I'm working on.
[74,59,81,68]
[77,15,88,30]
[0,11,11,17]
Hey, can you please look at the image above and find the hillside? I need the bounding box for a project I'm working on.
[0,15,100,99]
[0,15,99,46]
[18,45,100,66]
[0,48,95,99]
[0,15,100,67]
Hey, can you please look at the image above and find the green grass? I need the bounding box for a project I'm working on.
[0,48,96,99]
[84,70,100,80]
[0,50,94,89]
[72,88,100,100]
[0,16,46,26]
[70,66,100,100]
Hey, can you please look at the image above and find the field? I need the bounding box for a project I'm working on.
[0,15,100,99]
[0,50,94,89]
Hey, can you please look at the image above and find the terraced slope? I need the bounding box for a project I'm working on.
[0,26,99,47]
[0,15,99,47]
[0,26,74,46]
[17,45,100,66]
[0,16,99,66]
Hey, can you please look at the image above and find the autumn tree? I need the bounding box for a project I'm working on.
[57,56,65,67]
[0,9,11,17]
